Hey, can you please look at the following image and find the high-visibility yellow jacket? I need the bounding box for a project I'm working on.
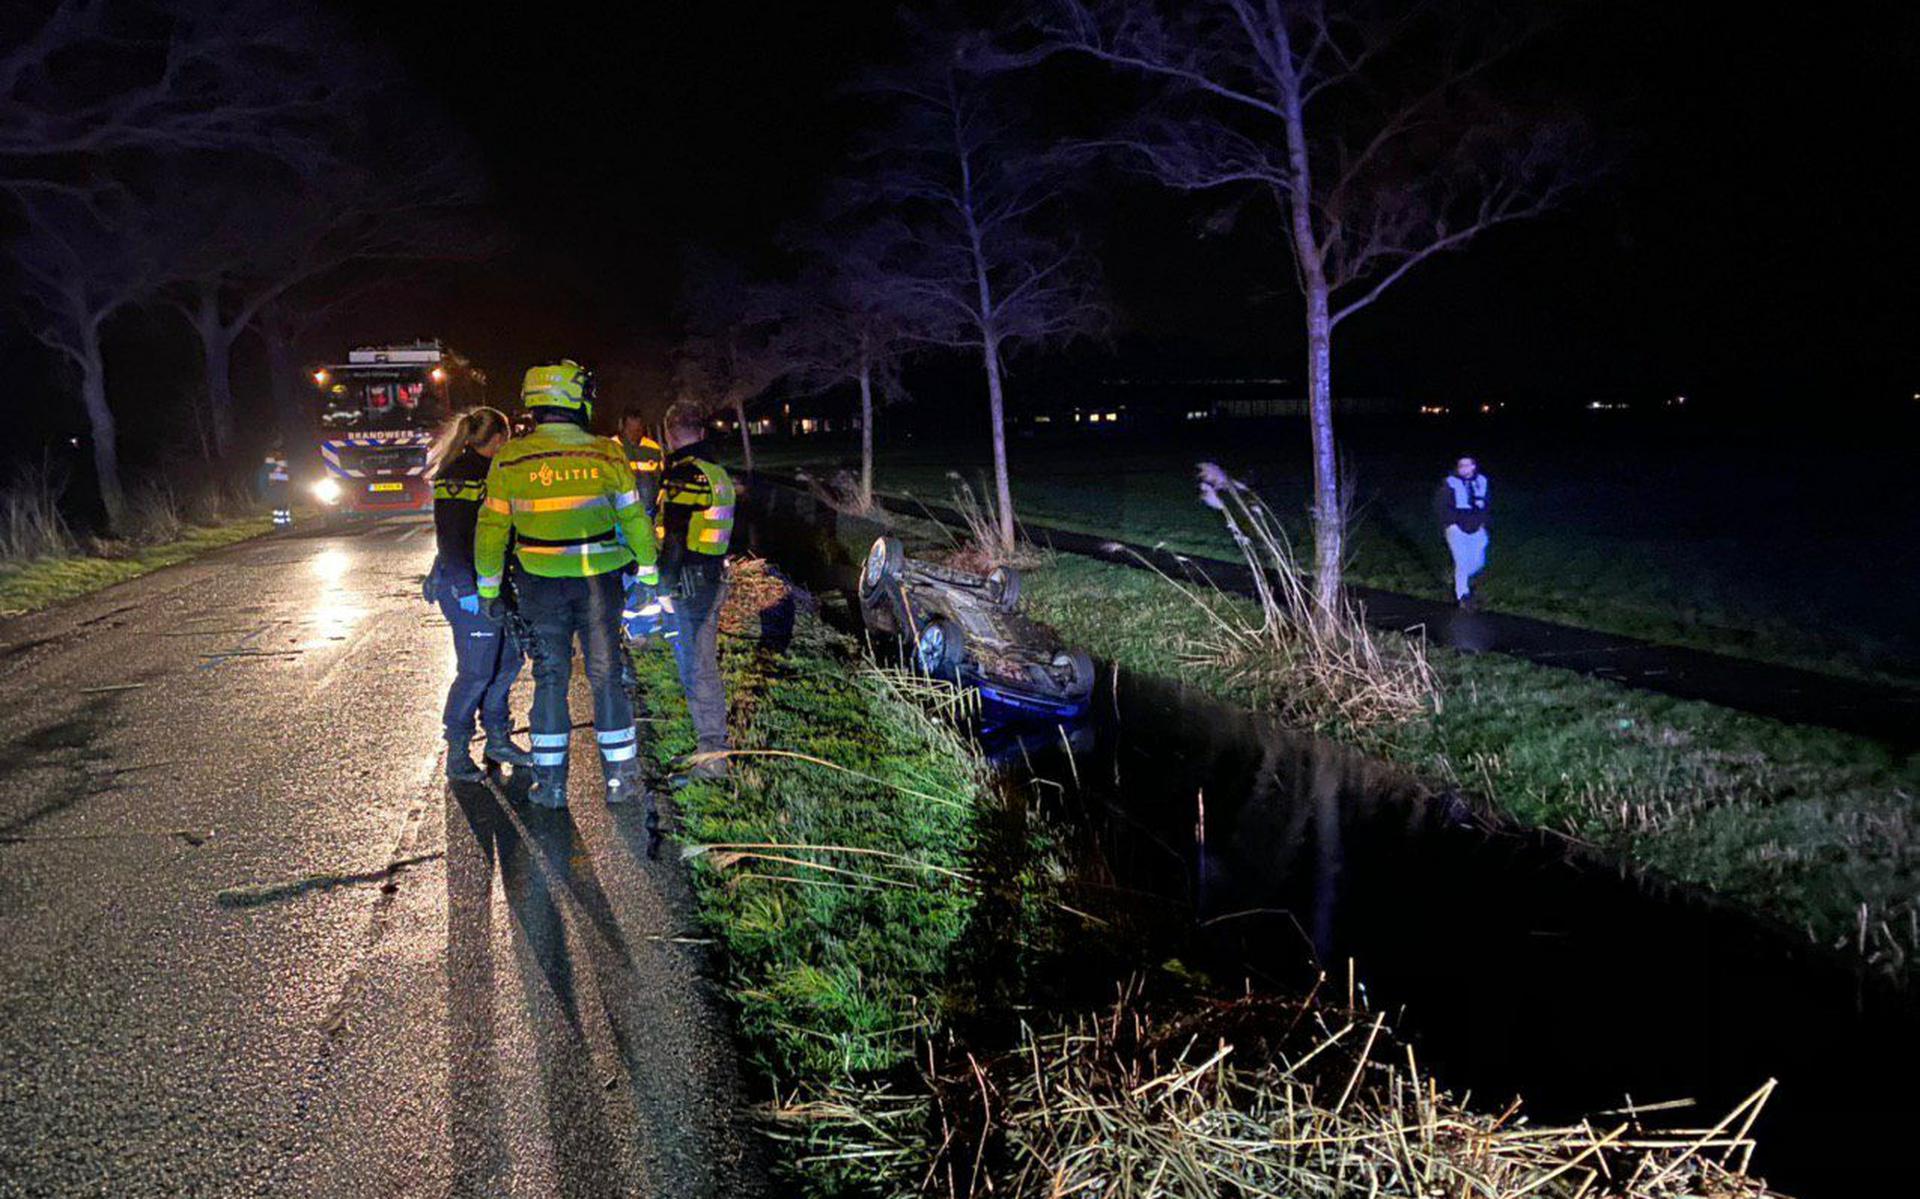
[657,451,735,585]
[620,434,666,517]
[474,420,658,598]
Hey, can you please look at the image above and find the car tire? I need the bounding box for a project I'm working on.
[985,565,1022,611]
[859,536,904,605]
[914,616,963,681]
[1055,649,1095,701]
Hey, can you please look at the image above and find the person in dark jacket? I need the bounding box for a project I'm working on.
[657,403,735,782]
[1433,455,1490,609]
[427,407,532,781]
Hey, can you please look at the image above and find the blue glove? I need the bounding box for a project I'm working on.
[457,593,481,616]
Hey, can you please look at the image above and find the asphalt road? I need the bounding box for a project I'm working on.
[0,518,767,1197]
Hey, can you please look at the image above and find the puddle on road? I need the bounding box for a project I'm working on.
[742,480,1918,1197]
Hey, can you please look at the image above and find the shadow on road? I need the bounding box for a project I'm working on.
[449,780,626,1194]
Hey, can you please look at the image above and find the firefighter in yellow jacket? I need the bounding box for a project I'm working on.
[475,360,658,809]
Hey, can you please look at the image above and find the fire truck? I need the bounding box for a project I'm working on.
[308,342,485,514]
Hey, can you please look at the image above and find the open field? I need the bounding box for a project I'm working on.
[738,413,1920,684]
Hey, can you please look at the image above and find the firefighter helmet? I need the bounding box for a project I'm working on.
[521,359,595,419]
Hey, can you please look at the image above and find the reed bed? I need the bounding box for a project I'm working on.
[941,474,1051,572]
[1117,462,1437,733]
[920,985,1785,1199]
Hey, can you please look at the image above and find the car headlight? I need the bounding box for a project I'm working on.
[311,477,343,504]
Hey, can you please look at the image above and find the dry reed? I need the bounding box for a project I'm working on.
[1142,462,1438,732]
[919,984,1785,1199]
[943,474,1050,572]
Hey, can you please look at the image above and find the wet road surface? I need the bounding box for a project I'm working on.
[0,518,766,1196]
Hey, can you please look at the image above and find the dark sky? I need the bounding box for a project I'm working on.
[332,0,1920,412]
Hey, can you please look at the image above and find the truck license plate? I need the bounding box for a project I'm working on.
[368,482,405,493]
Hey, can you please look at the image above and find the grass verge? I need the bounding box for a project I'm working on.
[629,560,991,1194]
[0,518,274,618]
[1021,551,1920,978]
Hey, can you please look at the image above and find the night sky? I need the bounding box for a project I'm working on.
[17,1,1915,435]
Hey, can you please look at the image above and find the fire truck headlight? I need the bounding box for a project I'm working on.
[311,477,343,504]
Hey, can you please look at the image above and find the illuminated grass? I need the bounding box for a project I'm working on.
[630,563,992,1194]
[0,519,274,617]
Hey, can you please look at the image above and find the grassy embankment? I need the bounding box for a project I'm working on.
[743,437,1920,685]
[628,563,991,1193]
[0,519,274,618]
[1020,550,1920,976]
[634,561,1792,1198]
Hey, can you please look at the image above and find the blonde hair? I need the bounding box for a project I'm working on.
[428,406,511,478]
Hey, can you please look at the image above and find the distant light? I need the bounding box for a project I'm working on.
[313,369,330,386]
[430,366,448,383]
[1479,403,1493,414]
[311,477,343,504]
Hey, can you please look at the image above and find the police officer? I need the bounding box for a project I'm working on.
[657,403,735,782]
[474,361,659,809]
[427,407,532,781]
[617,403,666,518]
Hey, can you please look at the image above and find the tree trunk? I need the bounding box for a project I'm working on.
[733,395,755,472]
[262,317,306,453]
[192,285,237,460]
[1271,24,1343,615]
[857,362,875,511]
[1304,286,1342,613]
[981,336,1016,552]
[77,322,127,533]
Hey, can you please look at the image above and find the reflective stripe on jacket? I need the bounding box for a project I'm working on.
[621,435,666,517]
[473,420,658,597]
[431,447,489,595]
[658,452,735,584]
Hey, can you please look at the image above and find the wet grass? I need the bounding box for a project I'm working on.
[1022,552,1920,978]
[629,564,992,1193]
[0,518,274,618]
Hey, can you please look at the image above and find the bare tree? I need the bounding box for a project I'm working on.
[1043,0,1592,608]
[1,0,337,200]
[676,258,786,473]
[7,192,153,529]
[769,219,916,508]
[863,25,1105,551]
[162,127,491,461]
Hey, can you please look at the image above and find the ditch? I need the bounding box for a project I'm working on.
[737,479,1919,1197]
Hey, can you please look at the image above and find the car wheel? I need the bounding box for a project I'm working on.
[1053,649,1095,701]
[914,616,963,681]
[859,536,904,605]
[985,565,1022,611]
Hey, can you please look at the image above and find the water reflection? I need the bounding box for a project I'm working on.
[1012,669,1918,1198]
[302,545,366,646]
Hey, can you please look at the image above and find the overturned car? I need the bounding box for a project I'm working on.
[857,536,1095,721]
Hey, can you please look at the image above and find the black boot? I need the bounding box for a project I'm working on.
[528,766,568,809]
[482,731,534,769]
[605,760,649,806]
[445,739,486,783]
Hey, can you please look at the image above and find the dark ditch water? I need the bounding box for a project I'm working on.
[741,480,1919,1197]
